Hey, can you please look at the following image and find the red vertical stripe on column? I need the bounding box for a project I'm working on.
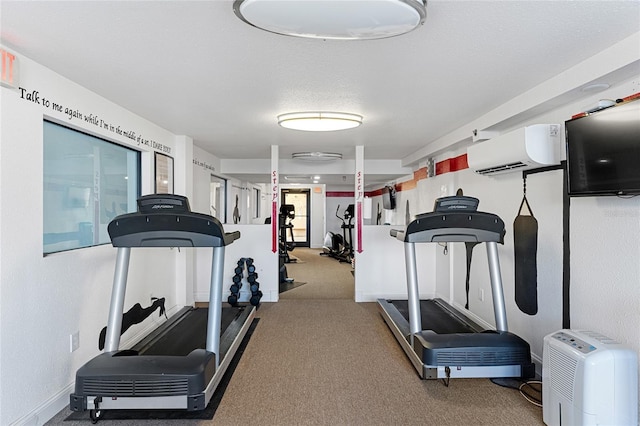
[271,202,278,253]
[356,201,363,253]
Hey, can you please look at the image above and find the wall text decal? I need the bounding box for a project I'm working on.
[17,85,171,154]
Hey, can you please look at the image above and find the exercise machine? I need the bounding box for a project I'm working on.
[340,204,355,263]
[279,204,296,263]
[378,195,534,382]
[265,216,291,283]
[69,194,256,421]
[321,204,354,263]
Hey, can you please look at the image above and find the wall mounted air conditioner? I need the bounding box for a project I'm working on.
[467,124,561,176]
[542,330,638,426]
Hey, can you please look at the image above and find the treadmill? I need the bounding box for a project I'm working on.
[378,196,534,382]
[70,194,256,421]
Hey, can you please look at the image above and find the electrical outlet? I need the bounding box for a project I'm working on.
[70,331,80,352]
[479,288,485,302]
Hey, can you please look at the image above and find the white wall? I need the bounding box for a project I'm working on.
[355,226,436,302]
[0,49,183,425]
[192,145,222,217]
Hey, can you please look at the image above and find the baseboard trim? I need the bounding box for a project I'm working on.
[10,383,73,426]
[9,305,182,425]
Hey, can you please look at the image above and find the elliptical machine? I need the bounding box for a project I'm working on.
[321,204,354,263]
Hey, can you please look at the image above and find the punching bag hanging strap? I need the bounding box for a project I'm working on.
[513,175,539,315]
[464,241,479,309]
[455,187,480,310]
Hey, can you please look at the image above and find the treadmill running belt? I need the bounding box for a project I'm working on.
[391,300,479,334]
[140,307,238,356]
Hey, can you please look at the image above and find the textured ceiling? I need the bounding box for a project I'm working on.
[2,1,639,184]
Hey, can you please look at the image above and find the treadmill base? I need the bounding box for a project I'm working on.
[70,304,256,413]
[378,298,535,381]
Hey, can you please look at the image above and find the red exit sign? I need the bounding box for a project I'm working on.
[1,48,18,89]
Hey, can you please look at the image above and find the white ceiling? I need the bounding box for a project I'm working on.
[2,1,639,186]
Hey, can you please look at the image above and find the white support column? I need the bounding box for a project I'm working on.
[174,135,194,307]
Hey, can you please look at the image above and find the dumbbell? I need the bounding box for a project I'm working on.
[228,294,238,306]
[247,273,258,283]
[230,283,242,294]
[250,282,260,293]
[249,291,262,306]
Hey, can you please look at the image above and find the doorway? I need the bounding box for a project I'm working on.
[281,188,310,248]
[277,189,355,301]
[210,175,227,223]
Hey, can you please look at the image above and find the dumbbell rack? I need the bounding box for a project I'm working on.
[228,257,263,307]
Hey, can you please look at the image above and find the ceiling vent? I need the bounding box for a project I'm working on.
[467,124,561,176]
[292,152,342,162]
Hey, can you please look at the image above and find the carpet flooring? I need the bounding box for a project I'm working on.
[46,248,543,425]
[279,280,307,293]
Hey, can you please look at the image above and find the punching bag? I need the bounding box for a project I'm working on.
[513,196,538,315]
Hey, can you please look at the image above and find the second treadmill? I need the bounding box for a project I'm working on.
[378,196,534,381]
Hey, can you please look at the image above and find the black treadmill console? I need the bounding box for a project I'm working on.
[138,194,191,213]
[433,196,479,212]
[402,195,505,244]
[109,195,239,247]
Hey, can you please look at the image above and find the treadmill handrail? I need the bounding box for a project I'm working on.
[108,211,239,247]
[392,211,505,244]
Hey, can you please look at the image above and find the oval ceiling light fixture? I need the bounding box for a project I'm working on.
[233,0,427,40]
[278,112,362,131]
[292,152,343,162]
[580,82,611,93]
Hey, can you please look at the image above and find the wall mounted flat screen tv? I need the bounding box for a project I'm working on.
[382,185,396,210]
[566,99,640,196]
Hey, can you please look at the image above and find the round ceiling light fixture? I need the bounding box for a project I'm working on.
[580,83,611,93]
[292,152,343,162]
[233,0,427,40]
[278,112,362,131]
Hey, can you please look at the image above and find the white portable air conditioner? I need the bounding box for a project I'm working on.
[466,124,561,175]
[542,330,638,426]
